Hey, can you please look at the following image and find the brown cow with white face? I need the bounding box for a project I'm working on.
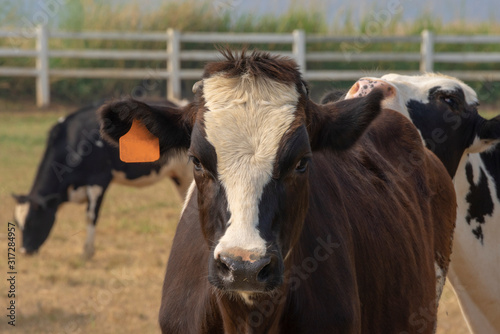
[99,50,456,333]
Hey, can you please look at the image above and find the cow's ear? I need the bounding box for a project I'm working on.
[98,98,196,159]
[309,89,384,151]
[319,89,347,104]
[471,115,500,153]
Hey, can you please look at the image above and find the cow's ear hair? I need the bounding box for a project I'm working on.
[98,98,196,157]
[319,89,347,104]
[309,88,384,151]
[472,114,500,153]
[12,193,29,204]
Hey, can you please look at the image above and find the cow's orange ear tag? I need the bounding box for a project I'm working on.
[119,119,160,163]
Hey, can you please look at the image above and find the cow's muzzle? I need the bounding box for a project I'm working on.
[20,247,38,256]
[211,249,283,292]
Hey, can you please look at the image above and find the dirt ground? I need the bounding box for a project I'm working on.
[0,105,473,333]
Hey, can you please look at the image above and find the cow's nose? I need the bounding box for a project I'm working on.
[215,250,281,291]
[346,78,395,99]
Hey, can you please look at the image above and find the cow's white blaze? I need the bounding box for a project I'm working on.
[14,202,30,230]
[203,74,299,259]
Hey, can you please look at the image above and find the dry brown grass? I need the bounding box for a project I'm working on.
[0,107,472,333]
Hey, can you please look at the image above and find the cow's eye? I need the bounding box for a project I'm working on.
[295,158,309,173]
[442,96,457,108]
[190,156,203,172]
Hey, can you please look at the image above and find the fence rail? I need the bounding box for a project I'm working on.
[1,26,500,107]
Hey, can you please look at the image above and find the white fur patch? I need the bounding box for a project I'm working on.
[347,73,478,121]
[86,185,103,223]
[180,180,196,216]
[68,185,87,203]
[345,77,411,119]
[467,136,500,154]
[435,261,445,302]
[239,292,254,305]
[14,202,30,230]
[203,74,299,259]
[449,148,500,333]
[380,73,478,107]
[83,185,102,258]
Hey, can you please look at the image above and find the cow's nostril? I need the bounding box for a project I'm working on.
[257,262,273,283]
[218,256,232,275]
[386,86,394,97]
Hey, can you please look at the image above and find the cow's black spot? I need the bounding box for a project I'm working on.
[465,162,494,245]
[472,226,484,244]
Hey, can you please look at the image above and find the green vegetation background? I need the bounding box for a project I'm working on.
[1,0,500,104]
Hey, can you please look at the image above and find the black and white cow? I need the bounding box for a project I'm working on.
[341,73,500,334]
[13,100,193,259]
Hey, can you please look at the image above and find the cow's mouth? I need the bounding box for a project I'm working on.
[20,247,39,256]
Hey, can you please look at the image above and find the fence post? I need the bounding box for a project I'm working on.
[420,30,434,73]
[293,29,306,74]
[36,24,50,108]
[167,28,181,101]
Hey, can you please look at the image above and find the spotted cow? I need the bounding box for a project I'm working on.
[99,50,456,333]
[13,100,193,259]
[342,73,500,334]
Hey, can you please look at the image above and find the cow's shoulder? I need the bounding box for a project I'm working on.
[365,108,425,160]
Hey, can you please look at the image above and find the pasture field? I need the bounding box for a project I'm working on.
[2,105,495,333]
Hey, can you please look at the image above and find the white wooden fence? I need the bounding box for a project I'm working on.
[1,26,500,107]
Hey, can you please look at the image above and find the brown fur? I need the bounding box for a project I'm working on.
[98,49,456,333]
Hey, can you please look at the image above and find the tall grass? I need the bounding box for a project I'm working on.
[1,0,500,104]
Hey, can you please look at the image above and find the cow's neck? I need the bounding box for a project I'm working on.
[480,145,500,202]
[454,146,500,201]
